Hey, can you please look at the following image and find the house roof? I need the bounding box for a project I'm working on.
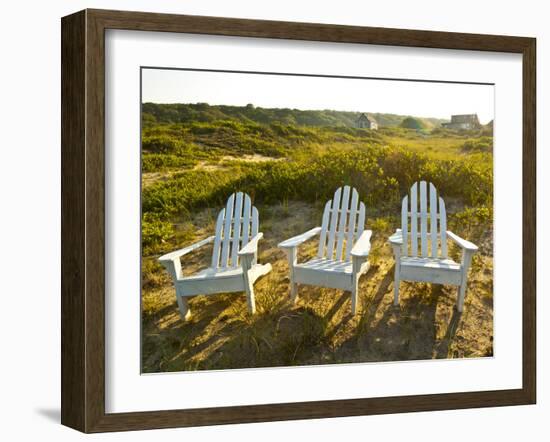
[357,113,377,123]
[450,114,479,123]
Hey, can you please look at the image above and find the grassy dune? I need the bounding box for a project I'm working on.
[140,105,493,372]
[142,201,493,372]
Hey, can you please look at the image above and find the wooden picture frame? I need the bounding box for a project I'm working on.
[61,8,536,433]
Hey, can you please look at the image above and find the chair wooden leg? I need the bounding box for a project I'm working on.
[351,259,364,315]
[290,282,298,304]
[243,275,256,314]
[393,265,400,306]
[176,295,191,321]
[240,255,257,315]
[285,247,298,304]
[457,251,474,312]
[351,276,359,315]
[457,283,466,312]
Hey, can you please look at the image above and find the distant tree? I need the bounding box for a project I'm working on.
[142,103,451,130]
[400,117,425,130]
[141,112,157,126]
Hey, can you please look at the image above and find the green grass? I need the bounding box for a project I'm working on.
[141,202,493,372]
[143,144,492,220]
[140,104,494,372]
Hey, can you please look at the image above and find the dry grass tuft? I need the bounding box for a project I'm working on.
[141,201,493,373]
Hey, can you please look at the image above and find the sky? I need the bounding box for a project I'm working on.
[141,68,494,124]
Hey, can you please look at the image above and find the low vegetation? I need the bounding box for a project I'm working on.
[141,103,493,372]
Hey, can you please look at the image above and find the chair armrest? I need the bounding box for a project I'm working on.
[158,235,215,263]
[158,236,215,281]
[278,227,322,249]
[351,230,372,257]
[389,228,403,246]
[447,231,478,252]
[238,233,264,257]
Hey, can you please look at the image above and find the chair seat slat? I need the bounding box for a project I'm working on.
[325,188,342,260]
[420,181,428,258]
[410,182,418,256]
[430,183,438,257]
[211,209,225,268]
[335,186,351,261]
[344,188,360,260]
[439,197,448,258]
[230,192,244,267]
[220,194,235,268]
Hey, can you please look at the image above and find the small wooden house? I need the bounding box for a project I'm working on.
[356,113,378,130]
[442,114,481,130]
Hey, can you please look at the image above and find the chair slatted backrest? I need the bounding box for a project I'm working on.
[211,192,259,269]
[401,181,447,258]
[317,186,366,262]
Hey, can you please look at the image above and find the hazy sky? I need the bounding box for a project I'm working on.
[142,68,494,124]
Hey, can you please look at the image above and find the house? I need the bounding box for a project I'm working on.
[442,114,481,130]
[356,113,378,130]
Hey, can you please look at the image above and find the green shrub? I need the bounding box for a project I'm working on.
[142,213,174,254]
[461,137,493,153]
[142,169,240,217]
[139,109,494,256]
[142,145,492,226]
[142,153,198,172]
[400,117,425,130]
[142,134,185,154]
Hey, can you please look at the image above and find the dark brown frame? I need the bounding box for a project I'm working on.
[61,8,536,433]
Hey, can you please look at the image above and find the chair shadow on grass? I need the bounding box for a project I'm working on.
[433,308,463,359]
[146,287,337,371]
[151,266,393,371]
[142,265,465,372]
[141,295,239,372]
[360,265,395,325]
[321,265,391,343]
[334,280,444,363]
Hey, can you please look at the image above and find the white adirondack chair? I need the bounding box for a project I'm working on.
[158,192,272,320]
[389,181,478,312]
[278,186,372,315]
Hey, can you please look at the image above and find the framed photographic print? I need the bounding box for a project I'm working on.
[61,9,536,433]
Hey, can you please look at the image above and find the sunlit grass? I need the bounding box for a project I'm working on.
[141,201,493,372]
[140,111,494,372]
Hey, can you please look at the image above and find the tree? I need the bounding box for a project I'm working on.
[400,117,424,130]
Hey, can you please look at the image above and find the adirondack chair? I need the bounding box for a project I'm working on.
[278,186,372,315]
[158,192,272,320]
[389,181,478,312]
